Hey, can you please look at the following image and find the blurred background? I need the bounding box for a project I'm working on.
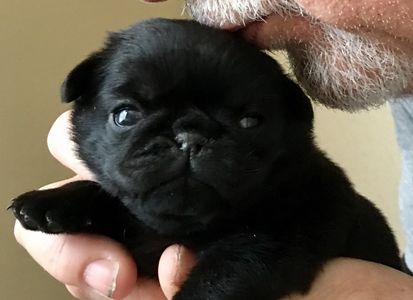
[0,0,403,299]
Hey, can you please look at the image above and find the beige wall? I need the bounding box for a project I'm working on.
[314,105,402,247]
[0,1,403,299]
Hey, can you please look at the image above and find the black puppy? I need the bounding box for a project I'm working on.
[11,19,401,299]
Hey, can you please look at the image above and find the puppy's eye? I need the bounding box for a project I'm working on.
[239,115,262,129]
[113,107,141,127]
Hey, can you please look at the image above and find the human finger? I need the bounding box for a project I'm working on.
[47,110,94,179]
[283,258,413,300]
[39,175,83,190]
[158,245,197,299]
[14,222,137,299]
[66,278,167,300]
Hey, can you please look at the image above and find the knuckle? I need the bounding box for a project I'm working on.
[48,235,74,283]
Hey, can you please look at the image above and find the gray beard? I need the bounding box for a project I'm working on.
[185,0,301,26]
[288,24,413,111]
[185,0,413,111]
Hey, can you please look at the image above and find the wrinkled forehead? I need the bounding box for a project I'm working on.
[102,45,281,109]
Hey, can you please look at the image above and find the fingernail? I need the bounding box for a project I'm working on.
[174,245,189,283]
[84,260,119,298]
[173,245,196,285]
[174,245,186,282]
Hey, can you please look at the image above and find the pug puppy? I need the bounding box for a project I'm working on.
[11,19,401,300]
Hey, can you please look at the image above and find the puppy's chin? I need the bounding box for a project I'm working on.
[135,177,226,235]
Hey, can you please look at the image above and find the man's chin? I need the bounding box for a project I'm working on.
[238,20,268,49]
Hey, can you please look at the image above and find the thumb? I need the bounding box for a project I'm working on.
[158,245,197,299]
[14,222,137,299]
[47,110,95,179]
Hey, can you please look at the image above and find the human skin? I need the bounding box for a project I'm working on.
[14,0,413,299]
[254,0,412,45]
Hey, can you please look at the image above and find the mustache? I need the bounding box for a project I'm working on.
[184,0,303,27]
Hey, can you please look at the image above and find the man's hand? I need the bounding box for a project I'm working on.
[286,258,413,300]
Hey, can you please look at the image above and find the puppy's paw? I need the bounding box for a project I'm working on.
[9,189,92,233]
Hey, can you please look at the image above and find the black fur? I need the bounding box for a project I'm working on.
[11,19,401,299]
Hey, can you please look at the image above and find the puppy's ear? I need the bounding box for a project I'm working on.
[61,53,103,103]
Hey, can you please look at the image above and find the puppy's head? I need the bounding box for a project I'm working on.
[63,19,313,235]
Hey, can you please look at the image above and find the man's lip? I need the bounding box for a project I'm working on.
[221,18,268,49]
[238,21,266,49]
[221,23,245,31]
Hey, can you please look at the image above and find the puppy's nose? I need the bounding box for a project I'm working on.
[175,132,208,154]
